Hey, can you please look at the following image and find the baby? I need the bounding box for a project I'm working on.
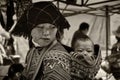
[71,32,95,65]
[70,31,101,80]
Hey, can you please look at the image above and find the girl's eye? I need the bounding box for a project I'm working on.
[50,26,56,29]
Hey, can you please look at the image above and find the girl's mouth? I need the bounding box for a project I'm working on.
[42,38,50,41]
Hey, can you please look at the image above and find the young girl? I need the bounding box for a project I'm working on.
[11,2,71,80]
[71,31,101,80]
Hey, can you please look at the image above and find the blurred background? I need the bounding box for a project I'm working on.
[1,0,120,80]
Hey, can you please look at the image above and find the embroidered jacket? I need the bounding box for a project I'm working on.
[22,40,71,80]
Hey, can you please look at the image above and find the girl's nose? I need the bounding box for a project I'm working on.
[43,29,50,36]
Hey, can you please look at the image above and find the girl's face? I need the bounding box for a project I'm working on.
[31,23,57,47]
[74,40,94,57]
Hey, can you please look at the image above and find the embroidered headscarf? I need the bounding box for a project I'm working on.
[11,1,70,38]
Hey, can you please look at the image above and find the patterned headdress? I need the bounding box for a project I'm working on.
[11,1,70,38]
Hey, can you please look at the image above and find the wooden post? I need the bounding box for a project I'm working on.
[105,6,110,58]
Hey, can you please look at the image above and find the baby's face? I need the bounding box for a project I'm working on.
[74,40,94,57]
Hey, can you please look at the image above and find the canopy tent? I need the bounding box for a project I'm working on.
[49,0,120,57]
[15,0,120,17]
[13,0,120,57]
[52,0,120,17]
[1,1,119,79]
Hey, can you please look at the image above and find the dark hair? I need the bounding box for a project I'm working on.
[56,28,64,42]
[116,36,120,42]
[71,31,92,49]
[79,22,89,31]
[8,63,24,78]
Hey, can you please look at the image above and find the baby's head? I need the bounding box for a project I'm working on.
[71,32,101,79]
[71,31,94,58]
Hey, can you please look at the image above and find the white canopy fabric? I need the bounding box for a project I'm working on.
[31,0,120,17]
[17,0,120,50]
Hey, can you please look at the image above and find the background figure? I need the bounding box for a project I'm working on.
[0,0,28,63]
[0,0,7,30]
[0,0,15,31]
[6,0,15,31]
[3,63,24,80]
[102,26,120,80]
[71,22,90,47]
[111,26,120,57]
[71,31,101,80]
[77,22,89,35]
[0,0,15,55]
[79,22,89,35]
[0,35,7,65]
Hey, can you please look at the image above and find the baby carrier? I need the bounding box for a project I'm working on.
[70,44,102,80]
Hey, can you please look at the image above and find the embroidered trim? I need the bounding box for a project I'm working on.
[43,50,71,73]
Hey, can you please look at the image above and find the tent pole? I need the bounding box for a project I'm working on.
[57,1,59,9]
[105,5,111,80]
[105,6,110,58]
[81,0,84,6]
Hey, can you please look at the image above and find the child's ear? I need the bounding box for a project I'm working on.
[94,44,100,56]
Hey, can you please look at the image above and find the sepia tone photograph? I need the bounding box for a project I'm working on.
[0,0,120,80]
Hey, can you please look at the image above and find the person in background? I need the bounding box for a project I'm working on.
[71,31,101,80]
[3,63,24,80]
[11,2,71,80]
[0,35,7,65]
[0,0,15,32]
[71,22,90,47]
[102,26,120,80]
[0,0,15,56]
[111,26,120,56]
[0,0,28,64]
[73,22,90,37]
[78,22,90,35]
[0,0,7,29]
